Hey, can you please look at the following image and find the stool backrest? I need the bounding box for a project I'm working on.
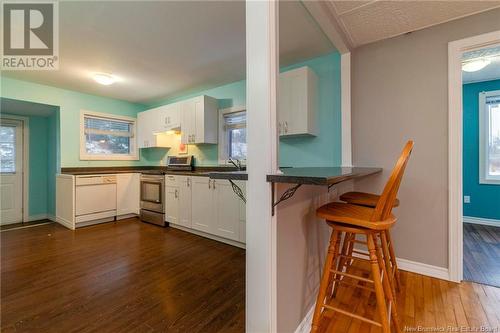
[370,141,414,222]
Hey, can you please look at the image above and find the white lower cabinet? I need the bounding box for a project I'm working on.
[116,173,140,216]
[167,175,246,245]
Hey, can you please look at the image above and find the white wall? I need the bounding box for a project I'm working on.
[351,8,500,268]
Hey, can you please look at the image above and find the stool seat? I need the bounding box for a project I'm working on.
[316,202,396,230]
[340,191,400,208]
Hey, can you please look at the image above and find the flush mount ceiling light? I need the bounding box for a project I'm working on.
[92,73,116,85]
[462,58,491,72]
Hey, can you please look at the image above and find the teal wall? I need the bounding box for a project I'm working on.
[0,77,148,167]
[463,79,500,221]
[145,52,342,167]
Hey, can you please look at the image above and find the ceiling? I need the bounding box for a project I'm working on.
[462,46,500,84]
[2,1,333,105]
[329,0,500,48]
[1,98,58,117]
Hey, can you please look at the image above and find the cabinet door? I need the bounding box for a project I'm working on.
[165,185,179,224]
[213,180,240,241]
[178,177,192,228]
[278,74,290,136]
[181,100,195,144]
[137,112,151,148]
[193,96,204,144]
[116,173,140,215]
[286,69,308,136]
[191,177,214,233]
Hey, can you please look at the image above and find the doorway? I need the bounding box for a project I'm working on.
[0,118,26,225]
[448,30,500,283]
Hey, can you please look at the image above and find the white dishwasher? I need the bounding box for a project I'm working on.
[75,175,117,224]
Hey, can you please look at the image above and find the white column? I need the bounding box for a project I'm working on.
[245,0,278,332]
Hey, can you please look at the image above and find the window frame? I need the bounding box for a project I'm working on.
[218,106,247,165]
[80,110,139,161]
[479,89,500,185]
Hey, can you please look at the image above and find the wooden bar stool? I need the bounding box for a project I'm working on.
[339,191,402,291]
[310,141,413,333]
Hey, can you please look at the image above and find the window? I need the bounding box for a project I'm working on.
[0,125,16,173]
[219,109,247,162]
[80,111,138,160]
[479,90,500,184]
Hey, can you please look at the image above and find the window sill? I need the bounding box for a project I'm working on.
[479,178,500,185]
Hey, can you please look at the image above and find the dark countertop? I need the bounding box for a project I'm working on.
[266,167,382,185]
[208,171,248,181]
[61,166,241,177]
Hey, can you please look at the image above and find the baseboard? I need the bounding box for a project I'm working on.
[169,224,246,249]
[25,214,48,222]
[294,304,315,333]
[56,216,74,230]
[352,250,450,281]
[463,216,500,227]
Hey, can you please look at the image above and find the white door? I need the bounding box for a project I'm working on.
[178,177,192,228]
[0,119,24,225]
[191,177,214,233]
[165,185,179,224]
[214,180,240,241]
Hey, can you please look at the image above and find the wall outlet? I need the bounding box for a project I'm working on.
[464,196,470,204]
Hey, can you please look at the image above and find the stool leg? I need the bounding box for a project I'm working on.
[311,230,341,333]
[385,230,401,290]
[379,231,397,296]
[366,234,390,333]
[332,232,352,298]
[375,234,402,333]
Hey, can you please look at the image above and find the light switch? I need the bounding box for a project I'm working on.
[464,196,470,204]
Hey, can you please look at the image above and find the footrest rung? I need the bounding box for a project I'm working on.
[329,269,374,283]
[322,304,382,327]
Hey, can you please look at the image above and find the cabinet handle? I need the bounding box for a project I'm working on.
[278,122,282,134]
[208,180,211,189]
[284,121,288,133]
[212,179,216,189]
[175,189,178,199]
[187,178,190,187]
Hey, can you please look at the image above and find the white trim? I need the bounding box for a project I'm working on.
[170,224,246,249]
[352,249,450,280]
[26,214,50,222]
[79,110,139,161]
[294,304,315,333]
[218,105,247,164]
[301,1,351,54]
[0,115,30,223]
[56,216,74,230]
[246,1,279,332]
[341,53,352,167]
[463,216,500,227]
[479,89,500,184]
[448,30,500,283]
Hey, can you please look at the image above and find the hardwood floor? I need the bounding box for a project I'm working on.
[318,261,500,333]
[1,218,245,333]
[463,222,500,287]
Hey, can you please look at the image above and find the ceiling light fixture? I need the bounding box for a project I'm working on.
[462,58,491,72]
[93,73,116,85]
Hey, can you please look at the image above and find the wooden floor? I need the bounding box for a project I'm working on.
[1,218,245,333]
[318,261,500,333]
[463,222,500,287]
[3,219,500,333]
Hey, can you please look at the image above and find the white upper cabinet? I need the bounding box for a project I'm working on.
[137,109,171,148]
[278,66,318,137]
[159,103,181,132]
[180,95,218,145]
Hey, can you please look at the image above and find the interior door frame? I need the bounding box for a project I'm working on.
[0,115,29,223]
[448,30,500,282]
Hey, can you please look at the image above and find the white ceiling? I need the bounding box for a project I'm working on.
[2,1,333,105]
[462,46,500,83]
[329,0,500,48]
[1,98,58,117]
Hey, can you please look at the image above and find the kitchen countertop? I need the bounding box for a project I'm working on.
[60,166,242,176]
[208,171,248,181]
[266,167,382,185]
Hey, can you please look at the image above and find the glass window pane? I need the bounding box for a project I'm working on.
[488,103,500,176]
[0,126,16,173]
[86,133,130,155]
[229,128,247,159]
[84,116,133,156]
